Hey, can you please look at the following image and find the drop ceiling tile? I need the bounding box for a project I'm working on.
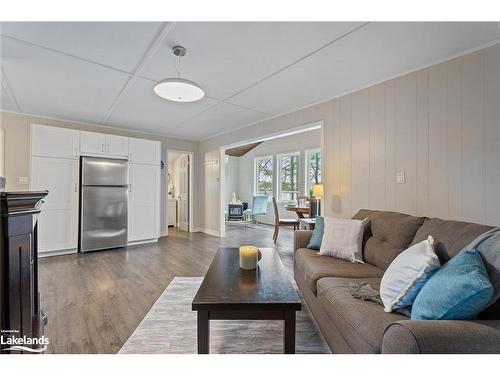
[140,22,363,100]
[178,102,268,139]
[1,36,130,124]
[228,22,500,115]
[0,22,164,72]
[106,77,219,136]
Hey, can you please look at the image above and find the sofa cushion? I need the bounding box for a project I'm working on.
[317,277,409,353]
[410,217,494,263]
[352,209,425,270]
[295,248,384,295]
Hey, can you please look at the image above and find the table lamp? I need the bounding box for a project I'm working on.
[312,184,324,216]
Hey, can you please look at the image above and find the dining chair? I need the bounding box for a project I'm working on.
[272,197,299,243]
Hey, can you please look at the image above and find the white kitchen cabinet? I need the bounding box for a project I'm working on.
[128,163,160,242]
[31,124,79,159]
[80,131,106,155]
[31,156,79,255]
[128,138,160,165]
[80,131,129,157]
[106,134,129,157]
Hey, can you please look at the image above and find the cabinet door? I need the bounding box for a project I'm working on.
[80,131,106,155]
[128,164,160,241]
[106,135,129,157]
[31,157,79,254]
[128,138,160,165]
[31,124,79,159]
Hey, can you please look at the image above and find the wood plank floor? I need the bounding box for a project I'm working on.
[38,224,296,354]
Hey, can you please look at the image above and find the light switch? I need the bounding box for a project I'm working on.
[396,172,406,184]
[19,176,29,185]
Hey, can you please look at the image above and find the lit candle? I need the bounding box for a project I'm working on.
[239,246,259,270]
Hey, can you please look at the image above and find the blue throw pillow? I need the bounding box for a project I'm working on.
[411,249,493,320]
[307,216,324,250]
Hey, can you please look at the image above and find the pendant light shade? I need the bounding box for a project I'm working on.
[154,78,205,103]
[153,45,205,103]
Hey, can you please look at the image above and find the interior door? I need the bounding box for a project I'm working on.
[178,154,189,232]
[128,164,159,241]
[106,135,129,157]
[31,156,79,254]
[80,131,106,155]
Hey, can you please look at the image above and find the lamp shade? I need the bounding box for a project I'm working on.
[153,78,205,102]
[312,184,324,198]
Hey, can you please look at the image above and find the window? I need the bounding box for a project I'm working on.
[306,149,321,195]
[255,156,273,196]
[279,153,299,201]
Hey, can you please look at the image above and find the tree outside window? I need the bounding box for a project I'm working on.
[307,150,321,196]
[255,157,273,196]
[280,153,299,201]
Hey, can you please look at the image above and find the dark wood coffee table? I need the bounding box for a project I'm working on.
[192,247,301,354]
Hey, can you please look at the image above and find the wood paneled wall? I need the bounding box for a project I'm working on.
[326,44,500,226]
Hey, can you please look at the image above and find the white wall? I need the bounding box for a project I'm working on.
[200,43,500,235]
[224,155,239,206]
[230,130,321,224]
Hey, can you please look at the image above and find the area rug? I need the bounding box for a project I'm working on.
[119,277,330,354]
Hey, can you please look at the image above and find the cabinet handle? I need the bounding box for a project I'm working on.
[107,144,110,153]
[129,153,132,162]
[129,184,132,192]
[74,183,78,193]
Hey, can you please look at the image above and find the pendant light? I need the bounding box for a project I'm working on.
[153,46,205,103]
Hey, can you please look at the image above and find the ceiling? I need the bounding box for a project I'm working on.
[1,22,499,141]
[225,141,263,157]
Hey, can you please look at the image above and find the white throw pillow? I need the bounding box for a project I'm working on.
[380,236,440,313]
[319,217,367,263]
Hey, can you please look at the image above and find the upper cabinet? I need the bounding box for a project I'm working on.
[80,132,129,157]
[129,138,160,165]
[80,131,106,154]
[31,124,80,159]
[31,124,159,163]
[106,135,129,157]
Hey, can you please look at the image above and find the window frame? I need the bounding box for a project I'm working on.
[305,148,322,196]
[277,151,300,202]
[254,155,274,198]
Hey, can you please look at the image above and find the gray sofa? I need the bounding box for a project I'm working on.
[294,209,500,353]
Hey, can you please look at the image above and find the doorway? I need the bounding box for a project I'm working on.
[166,151,192,233]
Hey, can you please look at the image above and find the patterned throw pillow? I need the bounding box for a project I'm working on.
[380,236,440,312]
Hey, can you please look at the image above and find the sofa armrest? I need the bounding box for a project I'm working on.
[294,230,313,253]
[382,320,500,354]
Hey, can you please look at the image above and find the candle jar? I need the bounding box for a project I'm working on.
[239,246,260,270]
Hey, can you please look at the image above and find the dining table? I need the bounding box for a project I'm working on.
[285,204,310,219]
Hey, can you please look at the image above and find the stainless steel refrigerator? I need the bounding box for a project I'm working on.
[80,156,128,252]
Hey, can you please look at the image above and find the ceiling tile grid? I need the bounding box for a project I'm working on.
[1,22,499,140]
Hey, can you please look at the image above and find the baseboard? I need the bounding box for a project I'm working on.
[160,230,168,237]
[38,248,78,258]
[127,238,159,246]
